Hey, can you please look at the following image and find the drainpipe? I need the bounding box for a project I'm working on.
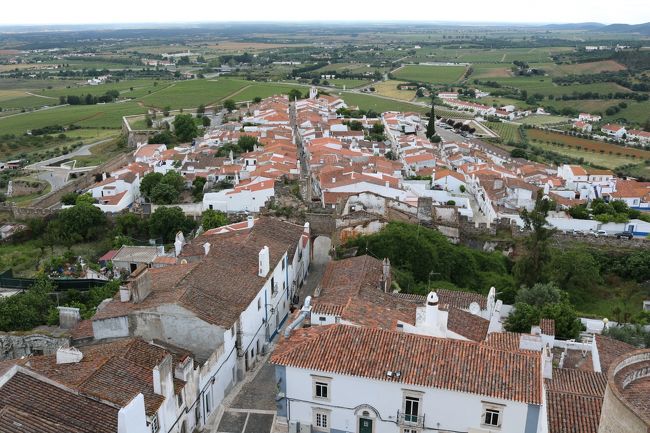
[284,296,312,338]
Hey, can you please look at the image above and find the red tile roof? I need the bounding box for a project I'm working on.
[272,324,543,405]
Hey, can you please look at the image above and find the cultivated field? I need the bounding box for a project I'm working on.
[372,80,416,101]
[518,115,570,126]
[486,122,524,144]
[326,78,372,89]
[392,65,467,84]
[340,92,427,113]
[546,60,627,76]
[492,76,630,97]
[527,129,650,161]
[139,79,250,108]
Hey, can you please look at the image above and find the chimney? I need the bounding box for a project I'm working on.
[203,242,211,256]
[119,285,130,302]
[57,306,81,329]
[332,177,336,183]
[543,344,553,379]
[258,246,270,277]
[56,347,83,364]
[128,266,152,304]
[247,215,255,228]
[425,292,439,328]
[174,231,185,257]
[303,222,310,236]
[381,258,392,293]
[153,355,174,397]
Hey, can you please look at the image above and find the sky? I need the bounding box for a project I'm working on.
[1,0,649,26]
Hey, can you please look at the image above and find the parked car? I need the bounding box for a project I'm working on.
[615,231,634,239]
[590,229,607,237]
[572,229,585,236]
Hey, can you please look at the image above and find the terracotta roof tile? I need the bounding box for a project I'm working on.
[446,307,489,342]
[272,325,543,405]
[596,335,636,374]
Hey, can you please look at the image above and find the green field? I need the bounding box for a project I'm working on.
[435,107,475,120]
[491,76,630,97]
[326,78,372,89]
[408,47,572,64]
[139,79,250,108]
[393,65,467,84]
[486,122,523,144]
[517,115,569,126]
[230,82,306,102]
[340,92,427,113]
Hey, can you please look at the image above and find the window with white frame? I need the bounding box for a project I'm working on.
[312,376,331,401]
[313,408,330,432]
[481,403,504,429]
[403,394,421,424]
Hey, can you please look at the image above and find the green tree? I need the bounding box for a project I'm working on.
[150,183,180,204]
[0,277,55,331]
[173,114,198,143]
[515,282,564,307]
[223,99,236,112]
[163,106,171,116]
[603,325,650,348]
[510,148,527,158]
[192,176,207,201]
[513,193,553,287]
[140,172,164,199]
[145,115,153,128]
[238,135,259,152]
[349,120,363,131]
[288,89,303,101]
[201,209,228,230]
[253,96,262,103]
[61,192,79,205]
[148,130,175,146]
[196,104,205,116]
[75,193,95,205]
[160,170,185,193]
[115,213,149,239]
[56,202,106,243]
[202,116,211,127]
[547,247,602,302]
[426,101,436,139]
[149,206,196,243]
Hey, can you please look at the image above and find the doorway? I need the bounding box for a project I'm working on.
[359,417,373,433]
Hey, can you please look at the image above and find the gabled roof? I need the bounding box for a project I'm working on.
[0,371,118,433]
[272,324,542,405]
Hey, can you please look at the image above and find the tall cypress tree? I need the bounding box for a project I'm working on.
[426,100,436,139]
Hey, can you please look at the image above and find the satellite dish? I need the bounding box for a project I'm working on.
[469,302,481,316]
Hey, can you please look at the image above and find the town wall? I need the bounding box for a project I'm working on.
[0,332,69,361]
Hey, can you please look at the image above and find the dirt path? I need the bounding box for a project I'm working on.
[25,92,57,100]
[220,85,252,102]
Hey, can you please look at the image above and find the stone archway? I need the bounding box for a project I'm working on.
[312,236,332,265]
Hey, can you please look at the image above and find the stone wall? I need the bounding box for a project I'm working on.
[0,332,69,361]
[599,384,649,433]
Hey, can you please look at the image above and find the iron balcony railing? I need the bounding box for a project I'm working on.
[397,411,425,428]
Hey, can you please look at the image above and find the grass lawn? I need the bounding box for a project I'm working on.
[372,80,416,101]
[393,65,467,84]
[340,92,427,113]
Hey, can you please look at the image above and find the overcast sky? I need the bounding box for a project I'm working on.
[1,0,649,26]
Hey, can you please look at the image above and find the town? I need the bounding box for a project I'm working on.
[0,14,650,433]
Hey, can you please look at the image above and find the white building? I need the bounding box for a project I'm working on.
[601,124,627,139]
[202,177,275,213]
[272,324,546,433]
[91,218,311,431]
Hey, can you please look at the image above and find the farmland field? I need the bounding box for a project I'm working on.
[491,76,630,97]
[340,92,427,113]
[326,78,372,89]
[139,79,250,108]
[392,65,467,84]
[545,60,627,76]
[486,122,524,144]
[526,129,650,161]
[372,80,416,101]
[471,63,513,79]
[525,140,636,169]
[435,107,475,120]
[230,82,305,102]
[518,115,569,126]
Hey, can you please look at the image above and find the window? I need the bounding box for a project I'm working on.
[231,324,235,338]
[404,396,420,423]
[481,403,503,429]
[403,429,418,433]
[257,298,261,310]
[313,409,330,432]
[177,392,183,408]
[150,415,160,433]
[312,376,331,401]
[194,405,201,425]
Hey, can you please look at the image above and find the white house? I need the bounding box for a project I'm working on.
[627,129,650,145]
[91,218,311,431]
[272,324,546,433]
[88,173,141,212]
[202,177,275,213]
[432,169,467,193]
[601,124,626,139]
[578,113,602,122]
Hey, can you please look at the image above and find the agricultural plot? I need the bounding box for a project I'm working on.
[372,80,416,101]
[326,78,372,89]
[518,115,570,126]
[525,140,635,169]
[139,79,250,108]
[491,76,630,97]
[527,129,650,161]
[434,107,475,120]
[486,122,523,144]
[471,63,513,79]
[392,65,467,84]
[340,92,427,113]
[230,82,306,102]
[545,60,626,77]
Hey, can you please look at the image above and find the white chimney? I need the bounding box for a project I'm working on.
[203,242,211,256]
[174,231,185,257]
[543,344,553,379]
[247,216,255,228]
[332,177,336,183]
[119,285,131,302]
[258,246,270,277]
[56,347,83,364]
[425,292,439,328]
[303,222,310,236]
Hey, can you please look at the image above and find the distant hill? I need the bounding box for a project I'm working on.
[542,22,607,31]
[597,22,650,35]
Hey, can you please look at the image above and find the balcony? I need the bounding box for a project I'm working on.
[397,411,425,429]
